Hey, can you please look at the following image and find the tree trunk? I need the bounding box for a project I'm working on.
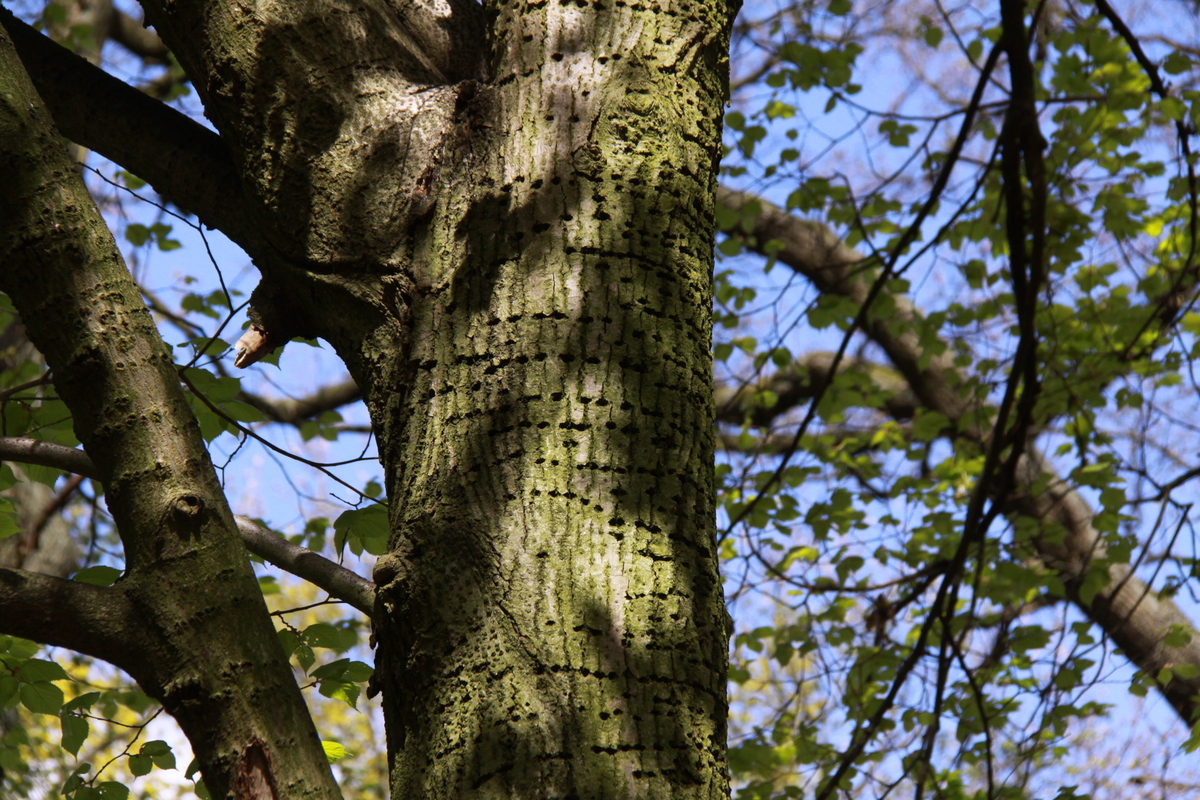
[0,25,341,800]
[2,0,736,794]
[366,24,732,798]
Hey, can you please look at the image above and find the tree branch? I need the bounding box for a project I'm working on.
[238,379,363,426]
[0,437,376,613]
[719,186,1200,724]
[0,566,141,666]
[236,517,375,617]
[0,437,99,479]
[715,351,918,426]
[0,9,267,257]
[717,186,968,419]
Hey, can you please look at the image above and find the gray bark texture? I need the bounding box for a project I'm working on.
[0,0,736,795]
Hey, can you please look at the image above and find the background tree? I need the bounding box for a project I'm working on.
[713,0,1200,796]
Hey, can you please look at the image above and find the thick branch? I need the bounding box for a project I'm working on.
[715,351,917,426]
[0,437,375,612]
[0,437,99,479]
[719,186,1200,724]
[236,517,375,617]
[0,10,267,257]
[132,0,480,269]
[0,567,139,666]
[717,186,968,419]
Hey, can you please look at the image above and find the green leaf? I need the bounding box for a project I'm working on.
[62,763,92,795]
[318,679,361,708]
[59,713,89,756]
[128,753,153,777]
[310,658,352,680]
[117,171,146,190]
[1,745,24,775]
[114,688,154,714]
[0,464,17,491]
[716,237,743,257]
[62,691,101,713]
[181,293,222,320]
[1163,625,1193,648]
[311,658,374,682]
[222,400,265,423]
[322,741,349,763]
[1163,51,1192,75]
[333,505,390,556]
[181,368,242,404]
[132,739,177,770]
[17,658,69,682]
[22,462,65,488]
[20,681,64,714]
[125,223,151,246]
[42,2,68,26]
[95,782,130,799]
[1009,625,1051,654]
[277,629,300,659]
[150,223,182,251]
[911,411,949,442]
[303,623,358,653]
[72,566,122,586]
[1173,663,1200,680]
[0,509,20,541]
[295,644,316,674]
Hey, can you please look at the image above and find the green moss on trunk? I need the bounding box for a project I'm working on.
[365,1,733,796]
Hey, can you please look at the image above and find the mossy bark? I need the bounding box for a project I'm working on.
[7,0,734,792]
[0,26,340,800]
[361,3,731,792]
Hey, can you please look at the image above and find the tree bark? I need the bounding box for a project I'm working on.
[0,26,340,798]
[6,0,736,795]
[366,36,733,795]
